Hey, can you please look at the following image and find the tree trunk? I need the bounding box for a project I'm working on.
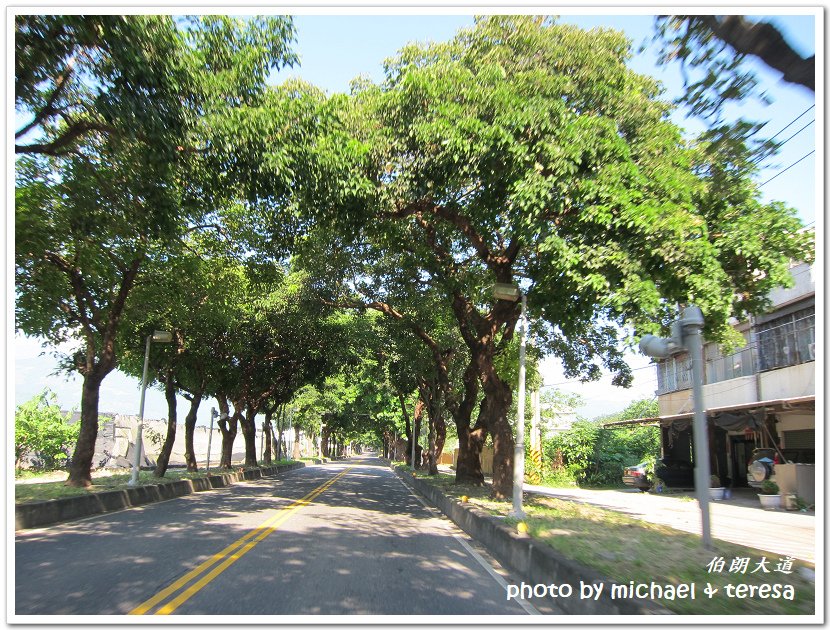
[451,361,485,485]
[63,256,141,487]
[413,397,425,469]
[263,407,277,461]
[420,380,444,476]
[435,409,447,464]
[292,425,301,459]
[456,422,486,485]
[321,424,330,458]
[218,397,238,469]
[398,393,415,466]
[183,384,204,472]
[479,373,515,499]
[274,406,284,462]
[240,405,258,468]
[427,412,438,475]
[66,370,107,487]
[154,374,178,477]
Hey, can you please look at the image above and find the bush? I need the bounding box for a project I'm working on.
[543,420,660,487]
[761,480,779,495]
[15,391,79,470]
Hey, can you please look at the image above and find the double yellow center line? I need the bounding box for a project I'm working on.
[129,466,353,615]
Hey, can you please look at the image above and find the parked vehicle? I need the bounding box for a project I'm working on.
[622,458,695,491]
[622,462,651,491]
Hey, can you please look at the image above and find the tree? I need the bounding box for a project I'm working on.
[653,15,814,123]
[15,390,80,469]
[15,15,297,156]
[545,396,661,487]
[294,16,812,499]
[15,16,297,486]
[596,397,659,423]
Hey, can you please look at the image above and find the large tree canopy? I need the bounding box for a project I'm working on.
[267,15,812,496]
[15,15,298,486]
[15,14,814,499]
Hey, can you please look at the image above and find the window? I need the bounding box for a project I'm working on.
[656,353,692,394]
[756,306,815,371]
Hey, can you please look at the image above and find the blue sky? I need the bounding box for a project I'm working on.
[14,12,819,423]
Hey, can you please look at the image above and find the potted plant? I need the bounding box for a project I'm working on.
[758,480,782,509]
[709,474,725,501]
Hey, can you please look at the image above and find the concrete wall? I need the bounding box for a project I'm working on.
[451,446,494,475]
[658,363,813,416]
[93,416,312,469]
[767,263,814,308]
[777,413,815,440]
[658,390,692,416]
[702,375,758,409]
[759,362,815,399]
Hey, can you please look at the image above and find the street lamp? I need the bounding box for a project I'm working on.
[639,306,712,550]
[494,283,527,520]
[129,330,173,486]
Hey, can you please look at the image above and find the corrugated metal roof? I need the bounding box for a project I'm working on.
[602,395,815,429]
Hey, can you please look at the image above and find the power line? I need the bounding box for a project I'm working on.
[759,150,815,186]
[775,119,814,149]
[751,105,815,166]
[541,362,657,388]
[767,104,815,142]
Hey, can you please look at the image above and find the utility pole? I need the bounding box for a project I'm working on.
[640,306,711,550]
[206,407,218,473]
[510,293,528,519]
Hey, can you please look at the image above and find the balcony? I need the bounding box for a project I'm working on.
[655,307,815,396]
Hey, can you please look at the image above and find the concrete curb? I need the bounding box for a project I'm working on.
[392,466,671,615]
[15,462,307,531]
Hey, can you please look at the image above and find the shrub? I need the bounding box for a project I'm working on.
[760,480,780,495]
[15,390,79,470]
[543,420,660,487]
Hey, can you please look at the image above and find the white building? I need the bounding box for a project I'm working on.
[607,261,816,491]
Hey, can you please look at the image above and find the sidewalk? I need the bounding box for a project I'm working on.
[436,465,815,563]
[522,483,816,563]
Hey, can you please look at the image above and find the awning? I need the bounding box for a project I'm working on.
[602,395,815,430]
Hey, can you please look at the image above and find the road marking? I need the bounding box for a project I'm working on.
[129,467,352,615]
[393,473,541,615]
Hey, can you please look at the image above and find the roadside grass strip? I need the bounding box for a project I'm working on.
[15,461,299,504]
[129,467,353,615]
[421,473,815,615]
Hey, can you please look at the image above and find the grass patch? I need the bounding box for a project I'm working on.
[15,461,297,505]
[417,473,815,615]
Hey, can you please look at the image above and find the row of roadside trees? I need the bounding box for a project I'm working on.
[15,15,814,496]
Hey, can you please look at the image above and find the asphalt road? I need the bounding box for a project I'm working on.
[15,457,538,617]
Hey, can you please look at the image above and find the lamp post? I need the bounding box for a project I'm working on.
[640,306,712,550]
[206,407,218,473]
[493,283,527,520]
[129,330,173,486]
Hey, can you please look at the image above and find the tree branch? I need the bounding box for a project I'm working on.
[16,54,77,139]
[44,250,98,335]
[16,119,118,155]
[693,15,815,91]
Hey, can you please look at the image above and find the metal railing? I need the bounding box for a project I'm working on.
[656,315,814,394]
[756,314,815,372]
